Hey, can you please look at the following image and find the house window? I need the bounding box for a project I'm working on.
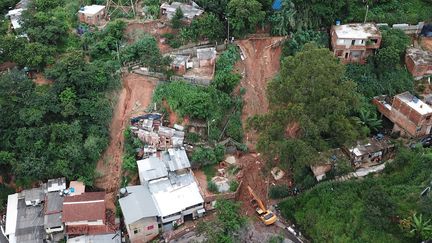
[147,225,154,230]
[426,115,431,121]
[336,50,343,57]
[370,39,378,44]
[361,40,364,45]
[351,40,355,45]
[345,52,349,59]
[134,229,139,234]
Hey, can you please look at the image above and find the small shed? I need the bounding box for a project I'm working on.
[78,5,106,26]
[171,55,192,75]
[197,47,217,68]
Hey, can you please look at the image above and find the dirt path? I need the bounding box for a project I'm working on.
[237,37,284,150]
[95,73,157,210]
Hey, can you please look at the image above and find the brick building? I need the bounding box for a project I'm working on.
[373,92,432,137]
[405,47,432,79]
[62,192,117,236]
[78,5,106,26]
[331,23,381,64]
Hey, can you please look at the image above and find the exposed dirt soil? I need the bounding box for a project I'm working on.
[0,61,16,72]
[94,73,157,210]
[236,37,284,150]
[124,21,174,53]
[421,37,432,51]
[33,73,53,85]
[236,153,270,217]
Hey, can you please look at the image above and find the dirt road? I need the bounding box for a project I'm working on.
[95,73,157,210]
[237,37,284,150]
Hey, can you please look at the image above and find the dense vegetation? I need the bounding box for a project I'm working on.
[279,148,432,242]
[0,1,126,187]
[152,45,243,147]
[270,0,432,34]
[249,44,367,188]
[197,199,246,242]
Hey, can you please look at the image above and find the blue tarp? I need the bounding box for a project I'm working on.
[272,0,283,10]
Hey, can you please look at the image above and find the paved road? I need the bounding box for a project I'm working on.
[274,221,303,243]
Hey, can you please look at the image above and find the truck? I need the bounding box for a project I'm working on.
[247,186,278,225]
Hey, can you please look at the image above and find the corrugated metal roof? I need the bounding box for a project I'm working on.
[167,148,191,171]
[119,186,158,225]
[138,157,168,183]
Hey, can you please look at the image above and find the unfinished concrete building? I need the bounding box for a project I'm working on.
[405,47,432,79]
[373,92,432,137]
[343,136,395,168]
[331,23,381,64]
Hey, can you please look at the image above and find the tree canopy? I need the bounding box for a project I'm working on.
[249,44,366,187]
[227,0,265,37]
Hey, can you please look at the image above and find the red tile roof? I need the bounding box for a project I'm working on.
[62,192,106,223]
[66,224,118,235]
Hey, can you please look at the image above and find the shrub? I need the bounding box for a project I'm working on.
[269,185,291,199]
[186,132,200,144]
[208,181,219,193]
[229,180,239,192]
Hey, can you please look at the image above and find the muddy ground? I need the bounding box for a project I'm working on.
[94,73,157,210]
[236,37,284,151]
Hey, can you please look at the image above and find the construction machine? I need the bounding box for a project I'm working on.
[247,186,278,225]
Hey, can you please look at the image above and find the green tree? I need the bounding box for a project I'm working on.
[59,87,78,117]
[269,0,296,36]
[354,109,382,134]
[212,72,241,94]
[227,0,265,37]
[197,199,246,242]
[171,7,184,29]
[281,30,328,57]
[34,0,63,11]
[252,44,364,184]
[121,36,170,72]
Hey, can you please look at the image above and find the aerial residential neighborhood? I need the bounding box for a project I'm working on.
[0,0,432,242]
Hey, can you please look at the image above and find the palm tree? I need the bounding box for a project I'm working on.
[270,0,296,36]
[354,109,382,133]
[410,213,432,240]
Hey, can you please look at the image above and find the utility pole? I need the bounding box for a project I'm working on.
[225,16,230,43]
[364,4,369,23]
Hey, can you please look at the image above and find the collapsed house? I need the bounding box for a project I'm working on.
[343,136,395,168]
[5,0,31,30]
[373,92,432,137]
[405,47,432,79]
[119,148,204,243]
[330,23,381,64]
[160,1,204,20]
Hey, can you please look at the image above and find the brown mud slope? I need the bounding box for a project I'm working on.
[237,153,270,217]
[421,37,432,51]
[95,73,157,210]
[237,37,284,150]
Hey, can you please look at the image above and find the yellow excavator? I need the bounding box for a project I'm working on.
[247,186,278,225]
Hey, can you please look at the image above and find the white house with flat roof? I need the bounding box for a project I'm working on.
[119,148,204,243]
